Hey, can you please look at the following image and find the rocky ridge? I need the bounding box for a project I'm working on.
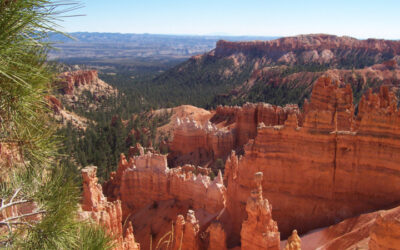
[56,70,117,111]
[215,34,400,65]
[80,166,139,249]
[81,75,400,249]
[168,102,300,168]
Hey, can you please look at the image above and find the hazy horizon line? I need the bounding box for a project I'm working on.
[59,31,400,40]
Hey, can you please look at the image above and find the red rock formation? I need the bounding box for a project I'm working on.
[80,166,140,250]
[215,34,400,63]
[168,103,300,167]
[102,150,226,248]
[240,172,280,250]
[284,230,301,250]
[207,221,227,250]
[55,70,117,113]
[93,75,400,249]
[299,205,400,250]
[58,70,99,95]
[46,95,63,114]
[168,117,235,166]
[224,76,400,243]
[369,209,400,250]
[224,60,400,106]
[172,210,200,250]
[104,152,225,216]
[235,103,301,148]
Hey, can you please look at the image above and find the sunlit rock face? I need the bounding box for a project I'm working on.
[101,150,226,249]
[168,101,300,167]
[80,166,140,250]
[81,74,400,249]
[58,70,100,95]
[240,172,280,250]
[55,70,117,109]
[224,76,400,241]
[215,34,400,64]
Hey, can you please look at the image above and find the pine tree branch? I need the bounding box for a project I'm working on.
[0,187,32,213]
[1,210,46,223]
[0,199,31,212]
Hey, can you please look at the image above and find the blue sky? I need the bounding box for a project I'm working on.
[60,0,400,39]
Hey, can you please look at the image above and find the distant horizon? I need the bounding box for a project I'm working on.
[57,31,399,41]
[59,0,400,40]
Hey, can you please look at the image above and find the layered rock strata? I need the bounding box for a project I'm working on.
[56,70,117,111]
[224,76,400,241]
[80,166,139,250]
[102,149,226,248]
[168,117,235,166]
[85,74,400,249]
[58,70,100,95]
[103,151,226,216]
[169,103,300,167]
[215,34,400,64]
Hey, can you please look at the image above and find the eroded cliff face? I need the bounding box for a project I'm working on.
[80,166,139,250]
[58,70,99,95]
[103,150,225,216]
[102,148,226,249]
[168,102,300,167]
[224,76,400,241]
[168,117,235,167]
[81,75,400,249]
[215,34,400,65]
[55,70,117,111]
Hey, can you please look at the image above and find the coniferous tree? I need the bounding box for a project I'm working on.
[0,0,112,248]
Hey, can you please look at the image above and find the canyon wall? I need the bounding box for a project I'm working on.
[215,34,400,64]
[168,103,300,167]
[56,70,117,111]
[58,70,99,95]
[80,166,140,250]
[224,77,400,243]
[82,75,400,249]
[102,147,226,249]
[168,117,235,166]
[103,149,226,216]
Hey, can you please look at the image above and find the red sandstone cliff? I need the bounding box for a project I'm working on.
[58,70,99,95]
[80,74,400,249]
[215,34,400,64]
[50,70,117,129]
[168,103,300,168]
[80,166,139,250]
[55,70,117,111]
[223,77,400,244]
[166,75,400,248]
[224,61,400,107]
[102,149,226,249]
